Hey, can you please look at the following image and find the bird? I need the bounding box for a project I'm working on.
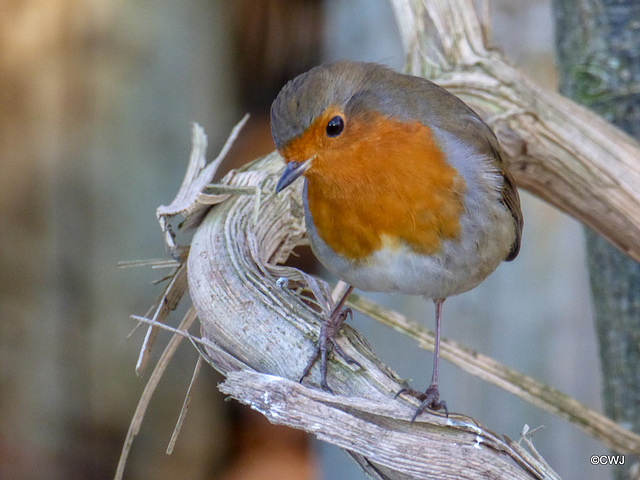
[271,60,523,419]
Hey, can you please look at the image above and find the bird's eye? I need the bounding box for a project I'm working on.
[325,115,345,137]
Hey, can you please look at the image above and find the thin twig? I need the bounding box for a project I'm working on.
[166,355,204,454]
[114,307,197,480]
[135,262,188,376]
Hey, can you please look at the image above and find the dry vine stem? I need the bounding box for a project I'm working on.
[119,1,640,478]
[186,143,561,480]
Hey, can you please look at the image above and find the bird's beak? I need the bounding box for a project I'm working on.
[275,156,314,193]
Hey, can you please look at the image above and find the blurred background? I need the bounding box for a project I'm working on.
[0,0,608,479]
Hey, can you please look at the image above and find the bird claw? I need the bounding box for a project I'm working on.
[299,306,361,393]
[397,384,449,421]
[330,334,362,368]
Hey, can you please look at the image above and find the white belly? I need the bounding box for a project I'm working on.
[305,200,515,299]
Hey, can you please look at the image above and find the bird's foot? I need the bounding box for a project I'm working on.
[299,307,362,394]
[396,384,448,421]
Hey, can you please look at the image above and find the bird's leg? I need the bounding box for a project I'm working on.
[397,298,448,420]
[299,285,361,393]
[413,298,448,419]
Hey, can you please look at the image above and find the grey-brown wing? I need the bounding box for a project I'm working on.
[439,110,523,262]
[491,142,523,261]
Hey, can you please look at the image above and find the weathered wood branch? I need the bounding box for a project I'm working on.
[391,0,640,262]
[220,371,554,480]
[183,140,640,459]
[186,148,562,479]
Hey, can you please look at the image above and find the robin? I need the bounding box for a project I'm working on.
[271,61,523,419]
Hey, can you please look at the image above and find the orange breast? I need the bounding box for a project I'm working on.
[284,112,466,261]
